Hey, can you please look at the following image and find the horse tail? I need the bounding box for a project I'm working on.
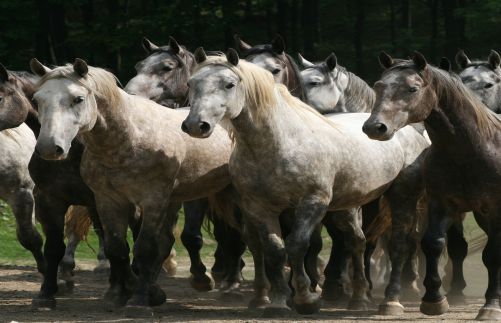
[365,197,392,244]
[207,185,240,232]
[64,205,93,241]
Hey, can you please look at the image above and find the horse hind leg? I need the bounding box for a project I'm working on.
[9,188,44,274]
[181,199,214,291]
[443,217,468,305]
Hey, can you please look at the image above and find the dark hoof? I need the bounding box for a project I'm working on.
[32,296,56,310]
[261,305,292,318]
[378,301,404,316]
[347,298,371,311]
[93,261,110,274]
[447,292,466,305]
[248,296,271,309]
[420,297,449,316]
[476,307,501,321]
[56,279,74,295]
[190,274,215,292]
[124,305,154,318]
[294,296,322,315]
[148,286,166,307]
[104,290,129,308]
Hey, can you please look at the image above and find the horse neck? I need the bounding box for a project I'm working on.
[424,80,490,159]
[338,71,375,112]
[283,55,304,100]
[16,75,41,136]
[83,90,133,155]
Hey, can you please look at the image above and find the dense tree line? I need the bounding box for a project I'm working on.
[1,0,499,82]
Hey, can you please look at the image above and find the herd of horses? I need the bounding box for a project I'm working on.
[1,34,501,320]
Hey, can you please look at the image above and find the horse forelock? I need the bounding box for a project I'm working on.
[36,64,122,109]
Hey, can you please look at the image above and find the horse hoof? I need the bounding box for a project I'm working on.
[124,305,154,318]
[148,286,166,307]
[476,307,501,321]
[347,298,371,311]
[32,296,56,310]
[190,274,215,292]
[378,301,404,316]
[56,280,74,295]
[261,305,292,318]
[248,296,271,309]
[162,259,177,277]
[420,297,449,316]
[447,292,466,305]
[294,298,322,315]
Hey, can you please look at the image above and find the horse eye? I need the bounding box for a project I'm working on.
[225,83,235,89]
[31,98,38,107]
[309,82,319,87]
[409,87,418,93]
[73,96,84,104]
[271,68,280,75]
[485,83,494,89]
[163,66,172,72]
[0,96,4,102]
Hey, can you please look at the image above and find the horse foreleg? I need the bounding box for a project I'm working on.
[286,195,328,315]
[419,199,451,316]
[9,187,44,274]
[181,199,214,291]
[31,191,67,309]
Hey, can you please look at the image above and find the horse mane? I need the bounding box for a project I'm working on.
[343,68,375,112]
[387,60,501,138]
[194,56,335,128]
[36,64,122,109]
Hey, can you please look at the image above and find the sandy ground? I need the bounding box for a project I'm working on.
[0,251,490,323]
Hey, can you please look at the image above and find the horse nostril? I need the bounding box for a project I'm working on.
[181,121,189,133]
[199,122,210,133]
[55,145,64,156]
[375,123,387,134]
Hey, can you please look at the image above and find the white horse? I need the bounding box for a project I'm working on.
[182,48,429,315]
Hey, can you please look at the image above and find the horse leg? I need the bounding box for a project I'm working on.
[322,213,350,305]
[339,208,371,310]
[304,223,323,292]
[9,187,44,274]
[243,218,271,309]
[181,199,214,291]
[85,206,111,274]
[126,201,180,316]
[31,191,68,309]
[216,208,247,296]
[446,218,468,305]
[419,199,451,316]
[58,230,78,293]
[97,198,137,309]
[474,210,501,321]
[361,199,380,301]
[286,195,328,315]
[400,238,421,301]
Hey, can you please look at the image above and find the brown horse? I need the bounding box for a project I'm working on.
[364,51,501,321]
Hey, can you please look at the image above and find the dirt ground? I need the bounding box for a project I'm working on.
[0,252,490,323]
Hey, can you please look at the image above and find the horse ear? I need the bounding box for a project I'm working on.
[378,51,394,69]
[325,53,337,71]
[142,37,159,54]
[0,63,10,83]
[169,36,183,55]
[73,58,89,78]
[234,34,251,53]
[488,50,501,69]
[226,48,239,66]
[30,58,52,77]
[271,34,285,54]
[194,47,207,64]
[412,51,427,71]
[298,53,314,67]
[439,57,452,72]
[455,50,471,69]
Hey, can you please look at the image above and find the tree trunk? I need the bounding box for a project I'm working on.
[277,0,288,43]
[221,0,235,48]
[389,0,397,54]
[429,0,438,62]
[354,0,365,76]
[302,0,318,58]
[291,0,299,53]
